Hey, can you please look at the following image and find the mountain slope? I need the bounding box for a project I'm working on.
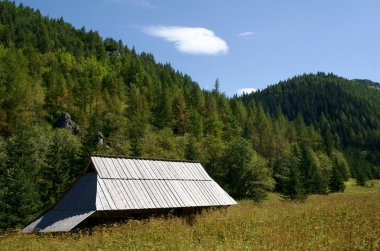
[0,2,289,229]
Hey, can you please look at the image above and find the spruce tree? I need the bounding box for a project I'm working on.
[301,147,328,194]
[283,144,308,201]
[1,126,49,228]
[40,129,82,206]
[329,164,345,192]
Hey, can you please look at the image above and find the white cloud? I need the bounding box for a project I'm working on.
[142,26,229,55]
[237,88,257,96]
[238,31,255,37]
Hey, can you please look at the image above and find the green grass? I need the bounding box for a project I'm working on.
[1,180,379,250]
[344,179,380,194]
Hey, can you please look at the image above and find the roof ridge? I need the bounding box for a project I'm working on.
[98,177,213,181]
[91,155,201,163]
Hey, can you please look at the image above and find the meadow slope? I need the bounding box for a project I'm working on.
[1,180,379,251]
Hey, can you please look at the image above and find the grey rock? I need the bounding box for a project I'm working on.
[53,112,79,134]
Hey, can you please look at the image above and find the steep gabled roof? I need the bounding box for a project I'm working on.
[90,156,235,210]
[22,156,236,233]
[92,156,212,180]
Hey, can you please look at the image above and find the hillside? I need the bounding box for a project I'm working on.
[0,1,377,230]
[242,73,380,181]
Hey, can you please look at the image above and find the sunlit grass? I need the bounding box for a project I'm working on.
[1,180,379,250]
[344,178,380,194]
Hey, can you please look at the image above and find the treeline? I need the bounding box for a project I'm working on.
[0,1,364,229]
[242,73,380,184]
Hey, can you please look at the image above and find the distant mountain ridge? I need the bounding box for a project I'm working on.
[353,79,380,87]
[242,72,380,179]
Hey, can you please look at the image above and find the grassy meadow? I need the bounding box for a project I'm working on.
[1,180,379,251]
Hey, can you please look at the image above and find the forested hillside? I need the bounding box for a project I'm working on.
[0,1,373,230]
[242,73,380,184]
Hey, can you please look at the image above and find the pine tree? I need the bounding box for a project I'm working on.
[1,126,49,228]
[0,136,9,229]
[204,95,223,137]
[283,144,308,201]
[300,147,328,194]
[184,136,199,160]
[329,164,345,192]
[172,90,188,135]
[40,129,82,206]
[212,78,220,94]
[127,84,149,156]
[188,109,203,137]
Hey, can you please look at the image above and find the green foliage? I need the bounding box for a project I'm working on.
[281,144,308,201]
[243,152,275,202]
[0,126,83,229]
[300,147,328,194]
[244,72,380,180]
[172,89,189,135]
[0,48,45,130]
[40,129,82,206]
[140,127,185,159]
[223,139,274,201]
[223,138,253,196]
[0,126,49,228]
[330,150,350,179]
[0,136,8,228]
[184,136,200,160]
[0,1,106,57]
[0,1,378,229]
[198,135,226,186]
[329,164,345,192]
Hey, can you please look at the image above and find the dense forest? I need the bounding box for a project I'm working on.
[0,1,378,230]
[242,74,380,184]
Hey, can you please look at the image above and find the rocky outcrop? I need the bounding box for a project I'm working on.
[52,112,80,134]
[97,131,104,145]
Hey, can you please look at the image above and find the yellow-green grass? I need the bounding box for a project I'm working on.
[1,181,379,251]
[344,179,380,194]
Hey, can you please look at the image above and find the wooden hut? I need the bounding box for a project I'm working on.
[22,156,236,233]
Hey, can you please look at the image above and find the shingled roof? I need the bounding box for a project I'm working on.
[22,156,236,233]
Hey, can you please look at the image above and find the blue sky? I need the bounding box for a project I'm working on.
[15,0,380,96]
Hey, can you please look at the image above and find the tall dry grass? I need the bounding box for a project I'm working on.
[1,180,379,250]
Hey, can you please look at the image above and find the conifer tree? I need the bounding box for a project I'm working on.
[204,95,223,137]
[329,164,345,192]
[300,147,328,194]
[184,136,199,160]
[40,129,82,206]
[172,90,188,135]
[127,84,149,156]
[0,136,9,229]
[283,144,308,201]
[1,126,49,228]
